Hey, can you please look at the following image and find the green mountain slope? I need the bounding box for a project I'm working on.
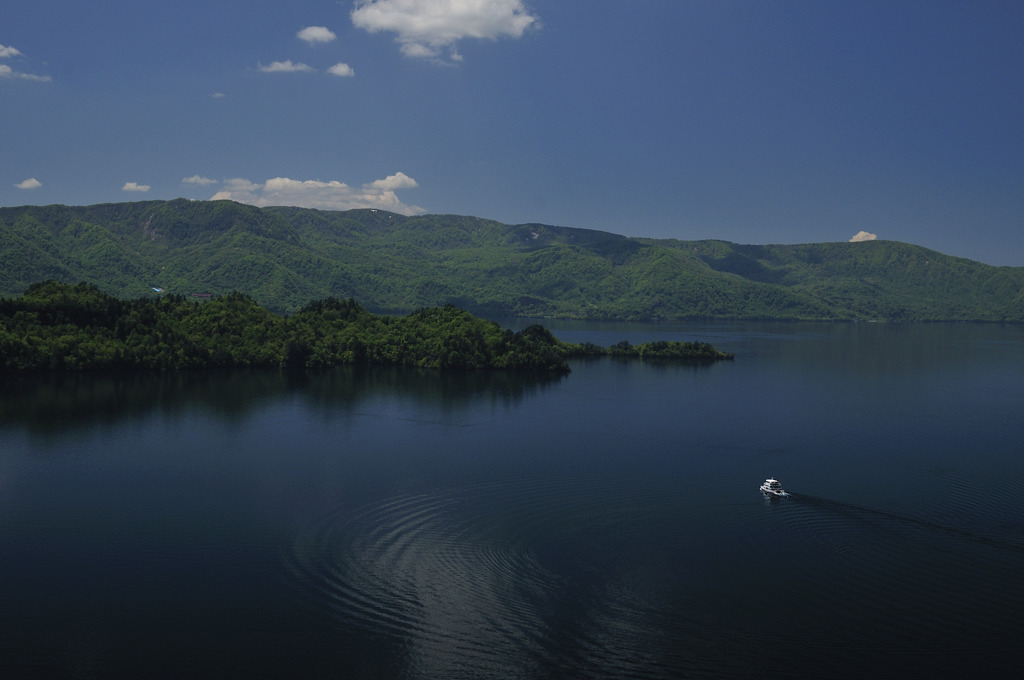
[2,199,1022,321]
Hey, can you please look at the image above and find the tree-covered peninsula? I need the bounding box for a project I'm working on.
[0,282,732,372]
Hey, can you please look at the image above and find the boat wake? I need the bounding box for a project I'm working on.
[784,492,1024,553]
[741,485,1024,671]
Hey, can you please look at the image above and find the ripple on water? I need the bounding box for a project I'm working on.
[283,472,1024,678]
[285,474,737,678]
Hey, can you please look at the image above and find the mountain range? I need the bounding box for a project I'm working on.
[2,199,1022,321]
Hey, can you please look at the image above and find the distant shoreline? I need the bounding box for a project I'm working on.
[1,282,732,373]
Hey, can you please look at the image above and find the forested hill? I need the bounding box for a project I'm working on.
[2,199,1022,321]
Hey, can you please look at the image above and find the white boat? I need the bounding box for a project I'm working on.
[759,478,787,497]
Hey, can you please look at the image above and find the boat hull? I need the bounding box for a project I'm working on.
[759,479,787,496]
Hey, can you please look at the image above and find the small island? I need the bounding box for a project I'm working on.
[0,281,733,372]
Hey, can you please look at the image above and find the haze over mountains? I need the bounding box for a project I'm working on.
[2,199,1022,322]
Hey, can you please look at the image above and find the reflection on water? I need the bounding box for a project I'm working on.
[0,366,565,441]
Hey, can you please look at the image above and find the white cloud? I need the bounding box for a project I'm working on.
[211,91,226,98]
[849,230,878,243]
[327,62,355,77]
[182,175,218,186]
[0,45,51,81]
[400,42,438,59]
[0,63,51,82]
[209,173,424,214]
[14,177,42,190]
[298,26,337,44]
[368,172,418,191]
[351,0,539,60]
[258,60,314,73]
[211,178,259,200]
[122,181,151,192]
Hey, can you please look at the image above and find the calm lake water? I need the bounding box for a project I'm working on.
[2,322,1023,678]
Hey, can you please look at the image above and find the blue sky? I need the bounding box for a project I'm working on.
[3,1,1022,265]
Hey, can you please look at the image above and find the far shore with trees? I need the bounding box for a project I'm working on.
[1,281,733,373]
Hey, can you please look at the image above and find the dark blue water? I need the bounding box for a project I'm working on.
[2,322,1023,678]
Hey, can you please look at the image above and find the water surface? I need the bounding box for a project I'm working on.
[2,322,1022,678]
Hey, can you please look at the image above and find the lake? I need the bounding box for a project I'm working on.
[2,322,1023,678]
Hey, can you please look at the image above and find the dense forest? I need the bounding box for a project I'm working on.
[0,281,732,372]
[2,200,1022,321]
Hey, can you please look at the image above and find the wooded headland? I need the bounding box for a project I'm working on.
[1,281,732,372]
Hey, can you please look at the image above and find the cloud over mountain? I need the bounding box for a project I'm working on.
[209,173,424,214]
[850,231,878,243]
[351,0,539,60]
[182,175,218,186]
